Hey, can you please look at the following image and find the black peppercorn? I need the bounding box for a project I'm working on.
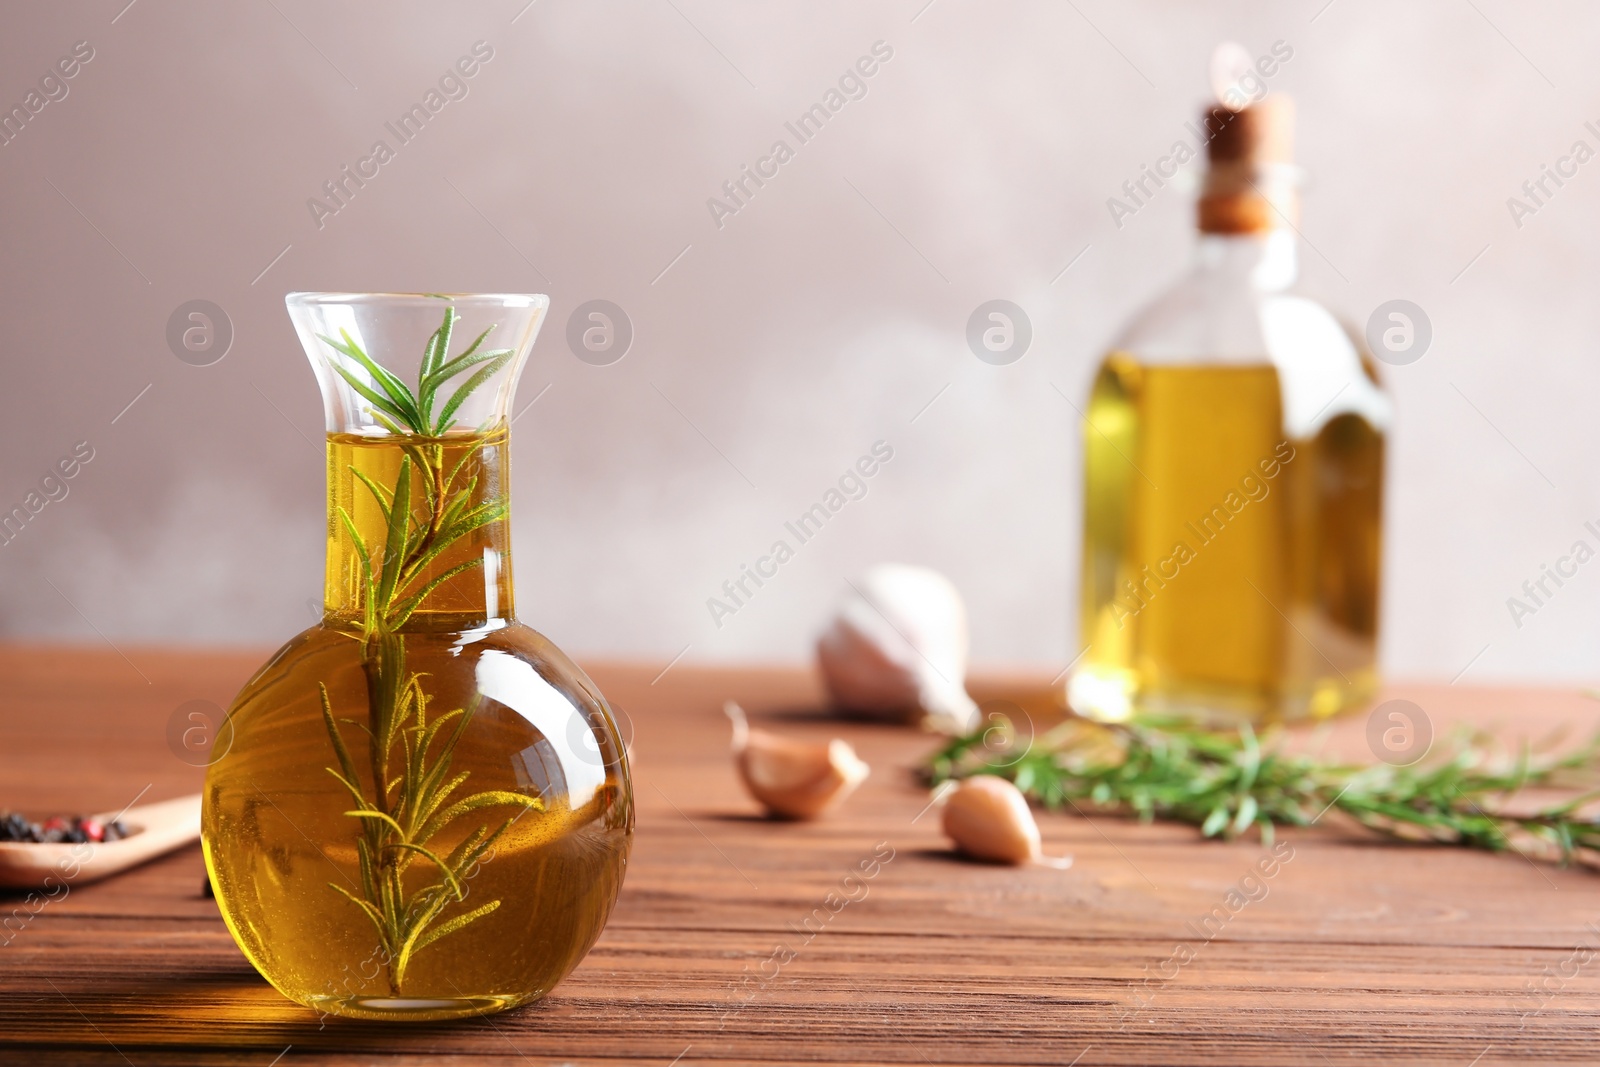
[0,811,139,845]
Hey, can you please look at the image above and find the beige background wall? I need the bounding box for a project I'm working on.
[1,0,1596,683]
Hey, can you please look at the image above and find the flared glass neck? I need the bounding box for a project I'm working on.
[1194,230,1298,292]
[285,293,548,631]
[287,292,547,435]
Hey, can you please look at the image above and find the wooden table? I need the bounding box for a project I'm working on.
[2,645,1599,1065]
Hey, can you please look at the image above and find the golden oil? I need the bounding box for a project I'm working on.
[1073,356,1384,724]
[204,427,631,1021]
[322,428,515,626]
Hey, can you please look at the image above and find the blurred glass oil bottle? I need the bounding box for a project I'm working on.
[1070,94,1391,726]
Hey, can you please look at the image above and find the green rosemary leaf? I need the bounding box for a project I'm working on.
[438,325,494,377]
[351,468,394,524]
[405,883,453,927]
[336,507,372,575]
[416,790,543,849]
[387,558,485,630]
[320,684,364,795]
[1546,788,1600,817]
[387,864,404,923]
[407,672,430,726]
[338,717,375,740]
[1232,794,1258,835]
[424,350,514,433]
[399,719,417,793]
[344,808,407,837]
[443,825,490,872]
[328,881,388,938]
[420,324,497,421]
[436,497,508,549]
[370,633,407,775]
[446,813,517,884]
[454,323,491,358]
[369,408,412,438]
[425,347,514,397]
[448,493,508,525]
[361,577,377,638]
[1236,724,1261,792]
[412,709,466,768]
[417,309,458,425]
[375,455,413,611]
[332,351,422,431]
[420,308,456,382]
[399,680,433,828]
[382,841,465,897]
[392,890,453,988]
[412,898,501,956]
[332,363,411,424]
[404,883,454,937]
[323,767,368,810]
[316,330,377,370]
[335,328,423,428]
[396,502,502,592]
[401,882,449,930]
[442,439,488,499]
[356,837,379,909]
[434,485,477,544]
[408,442,442,518]
[412,702,476,817]
[432,351,513,434]
[414,770,472,834]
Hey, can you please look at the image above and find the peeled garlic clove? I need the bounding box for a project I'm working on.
[816,564,980,735]
[727,702,869,820]
[940,775,1071,868]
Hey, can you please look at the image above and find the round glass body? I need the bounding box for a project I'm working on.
[204,621,631,1021]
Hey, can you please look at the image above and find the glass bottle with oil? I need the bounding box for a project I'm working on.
[1071,97,1390,726]
[202,293,632,1021]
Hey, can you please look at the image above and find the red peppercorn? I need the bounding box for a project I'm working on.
[40,817,69,833]
[80,819,105,843]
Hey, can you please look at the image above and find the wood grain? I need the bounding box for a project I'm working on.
[1,644,1598,1065]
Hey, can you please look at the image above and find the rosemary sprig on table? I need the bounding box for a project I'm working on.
[316,307,539,994]
[927,714,1600,867]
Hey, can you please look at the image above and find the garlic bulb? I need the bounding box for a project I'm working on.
[815,564,980,735]
[940,775,1071,868]
[726,702,869,820]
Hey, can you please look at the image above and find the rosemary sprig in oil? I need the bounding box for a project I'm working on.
[928,713,1600,867]
[316,307,539,994]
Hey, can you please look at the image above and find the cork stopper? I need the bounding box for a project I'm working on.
[1205,95,1294,165]
[1197,95,1297,234]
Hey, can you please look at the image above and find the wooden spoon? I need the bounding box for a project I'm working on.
[0,793,201,890]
